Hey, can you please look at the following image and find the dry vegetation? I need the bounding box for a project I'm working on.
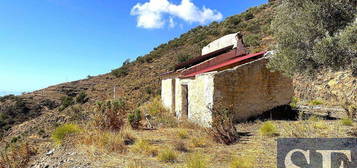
[0,143,37,168]
[0,93,356,167]
[39,98,355,168]
[0,0,355,167]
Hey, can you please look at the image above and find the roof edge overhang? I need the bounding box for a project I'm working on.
[179,51,267,78]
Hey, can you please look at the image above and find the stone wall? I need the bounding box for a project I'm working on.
[294,69,356,105]
[162,57,294,126]
[213,58,293,121]
[187,73,215,127]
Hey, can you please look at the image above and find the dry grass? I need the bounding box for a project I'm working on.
[157,147,177,163]
[177,129,189,139]
[131,139,158,157]
[280,120,347,138]
[174,141,189,152]
[0,143,37,168]
[126,160,145,168]
[230,156,254,168]
[308,116,328,129]
[78,128,132,153]
[70,118,352,168]
[140,96,178,128]
[184,152,208,168]
[178,120,203,130]
[140,97,167,117]
[190,137,207,148]
[308,115,320,122]
[341,118,353,126]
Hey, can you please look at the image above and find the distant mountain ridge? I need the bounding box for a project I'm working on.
[0,91,22,96]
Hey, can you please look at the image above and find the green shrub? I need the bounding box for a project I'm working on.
[244,34,261,47]
[185,152,208,168]
[41,99,58,109]
[309,100,323,106]
[243,12,254,21]
[0,94,16,102]
[51,124,81,144]
[259,121,279,137]
[67,104,88,121]
[341,118,353,126]
[290,97,299,108]
[178,54,193,64]
[145,87,155,95]
[93,99,126,131]
[128,109,142,129]
[225,16,242,26]
[158,148,177,163]
[123,59,131,66]
[59,96,74,111]
[10,136,21,144]
[75,92,88,104]
[111,66,129,78]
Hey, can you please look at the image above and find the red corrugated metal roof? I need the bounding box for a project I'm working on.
[174,45,234,70]
[180,51,266,78]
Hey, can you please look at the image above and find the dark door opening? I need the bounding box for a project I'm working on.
[181,85,188,119]
[171,79,176,116]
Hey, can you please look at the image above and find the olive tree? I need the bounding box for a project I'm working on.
[268,0,357,76]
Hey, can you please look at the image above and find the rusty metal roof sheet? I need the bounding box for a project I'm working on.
[174,45,233,70]
[180,51,266,78]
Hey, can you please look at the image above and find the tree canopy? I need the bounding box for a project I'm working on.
[268,0,357,76]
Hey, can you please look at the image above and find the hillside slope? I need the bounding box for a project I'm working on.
[32,0,277,105]
[1,1,356,167]
[0,0,279,139]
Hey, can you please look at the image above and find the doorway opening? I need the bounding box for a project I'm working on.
[171,79,176,116]
[181,85,188,119]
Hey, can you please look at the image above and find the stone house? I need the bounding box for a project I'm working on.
[161,32,293,127]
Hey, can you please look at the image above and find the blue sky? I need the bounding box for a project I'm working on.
[0,0,267,94]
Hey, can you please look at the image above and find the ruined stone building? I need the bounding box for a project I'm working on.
[161,32,293,127]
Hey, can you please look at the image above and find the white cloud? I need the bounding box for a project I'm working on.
[130,0,223,29]
[168,17,176,28]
